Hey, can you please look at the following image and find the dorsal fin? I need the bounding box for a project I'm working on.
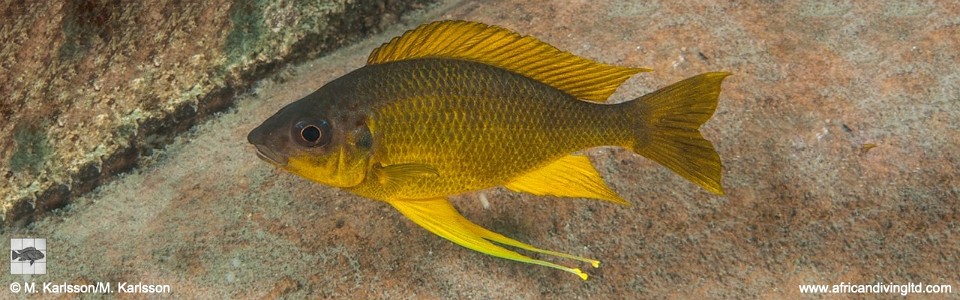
[367,20,651,102]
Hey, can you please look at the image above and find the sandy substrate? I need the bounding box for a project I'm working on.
[4,0,959,298]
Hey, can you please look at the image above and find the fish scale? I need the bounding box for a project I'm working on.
[351,58,627,200]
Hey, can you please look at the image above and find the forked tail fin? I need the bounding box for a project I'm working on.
[628,72,729,194]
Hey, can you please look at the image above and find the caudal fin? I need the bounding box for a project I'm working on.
[629,72,729,194]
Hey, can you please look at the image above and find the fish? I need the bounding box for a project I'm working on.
[248,20,728,280]
[12,246,45,265]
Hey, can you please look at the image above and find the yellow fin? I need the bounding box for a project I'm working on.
[387,198,598,280]
[372,163,438,193]
[367,20,650,102]
[505,155,629,205]
[628,72,729,195]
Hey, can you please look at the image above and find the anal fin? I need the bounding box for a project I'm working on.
[505,155,629,205]
[387,198,598,280]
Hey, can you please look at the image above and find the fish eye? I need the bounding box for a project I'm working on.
[293,120,331,147]
[302,126,321,142]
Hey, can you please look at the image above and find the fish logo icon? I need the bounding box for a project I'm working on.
[12,247,45,265]
[10,238,46,274]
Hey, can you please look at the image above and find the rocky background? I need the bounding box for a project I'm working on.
[1,0,433,226]
[3,0,959,298]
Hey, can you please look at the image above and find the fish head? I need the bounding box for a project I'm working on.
[248,91,374,188]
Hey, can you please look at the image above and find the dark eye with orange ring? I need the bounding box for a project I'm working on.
[293,120,331,147]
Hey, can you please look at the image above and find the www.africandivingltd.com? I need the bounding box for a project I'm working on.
[799,281,953,296]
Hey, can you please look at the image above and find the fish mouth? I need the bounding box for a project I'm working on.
[253,144,288,166]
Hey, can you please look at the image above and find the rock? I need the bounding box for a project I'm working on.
[0,0,435,226]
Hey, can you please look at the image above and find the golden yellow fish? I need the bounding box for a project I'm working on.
[248,20,728,280]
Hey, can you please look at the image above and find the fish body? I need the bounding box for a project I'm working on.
[248,20,728,279]
[12,247,44,265]
[310,58,631,201]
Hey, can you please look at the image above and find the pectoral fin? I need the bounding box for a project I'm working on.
[387,198,598,280]
[505,155,629,205]
[372,163,439,193]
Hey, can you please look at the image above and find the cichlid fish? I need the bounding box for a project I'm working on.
[248,20,728,280]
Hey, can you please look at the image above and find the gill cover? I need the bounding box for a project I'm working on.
[286,122,374,188]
